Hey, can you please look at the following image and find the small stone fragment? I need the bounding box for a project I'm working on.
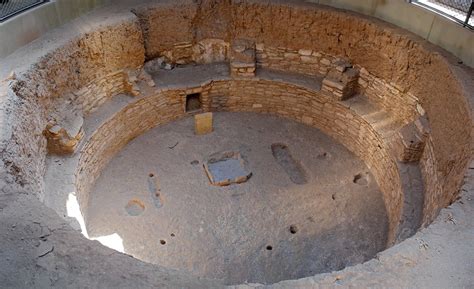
[36,241,54,258]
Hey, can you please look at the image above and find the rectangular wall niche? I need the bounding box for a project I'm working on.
[186,93,202,113]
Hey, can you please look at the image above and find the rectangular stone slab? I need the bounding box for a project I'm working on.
[195,112,213,135]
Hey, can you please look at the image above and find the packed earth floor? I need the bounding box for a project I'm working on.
[86,112,388,285]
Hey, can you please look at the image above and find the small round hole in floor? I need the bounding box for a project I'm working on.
[353,173,368,186]
[149,173,154,177]
[317,152,328,159]
[86,112,391,285]
[160,239,166,245]
[289,225,298,234]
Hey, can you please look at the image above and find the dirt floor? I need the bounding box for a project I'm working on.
[86,112,388,285]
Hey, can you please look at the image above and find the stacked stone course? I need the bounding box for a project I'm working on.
[393,116,431,163]
[230,39,257,78]
[71,73,403,243]
[0,2,470,268]
[358,67,420,124]
[321,60,360,101]
[35,33,460,246]
[255,45,336,76]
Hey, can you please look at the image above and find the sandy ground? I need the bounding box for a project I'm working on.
[86,112,388,285]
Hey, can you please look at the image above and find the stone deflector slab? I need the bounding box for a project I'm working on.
[195,112,213,135]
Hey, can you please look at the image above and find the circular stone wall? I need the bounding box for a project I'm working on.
[0,0,472,287]
[87,112,388,284]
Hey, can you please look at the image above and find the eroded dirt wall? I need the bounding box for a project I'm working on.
[0,15,144,200]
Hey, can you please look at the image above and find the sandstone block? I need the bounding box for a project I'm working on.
[320,58,331,66]
[393,116,430,163]
[322,61,360,101]
[298,49,313,56]
[44,114,84,155]
[334,59,352,73]
[284,52,299,59]
[195,112,213,135]
[301,56,318,63]
[230,39,256,78]
[322,78,345,91]
[256,43,265,51]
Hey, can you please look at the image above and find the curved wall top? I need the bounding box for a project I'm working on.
[0,0,472,287]
[0,0,471,231]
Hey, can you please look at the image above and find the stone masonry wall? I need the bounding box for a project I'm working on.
[209,79,402,243]
[76,78,402,244]
[76,89,185,222]
[75,71,128,115]
[226,0,472,225]
[254,45,420,124]
[357,67,420,124]
[255,45,337,77]
[132,2,197,60]
[0,0,471,244]
[1,15,144,201]
[138,35,421,126]
[135,0,472,226]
